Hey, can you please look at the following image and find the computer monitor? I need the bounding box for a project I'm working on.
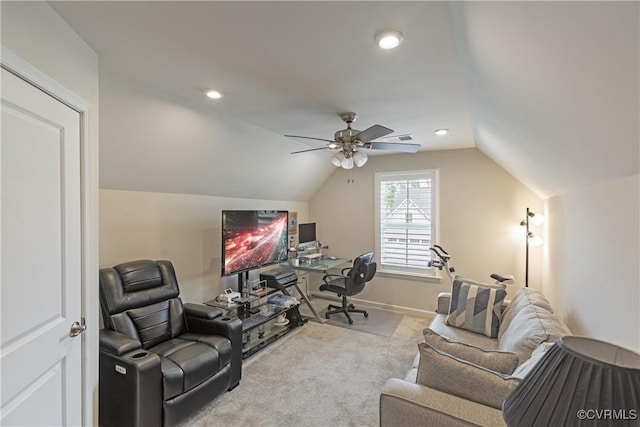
[298,222,317,248]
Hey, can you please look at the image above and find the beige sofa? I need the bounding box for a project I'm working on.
[380,287,570,427]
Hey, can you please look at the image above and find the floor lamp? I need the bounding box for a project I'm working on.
[503,336,640,427]
[520,207,544,287]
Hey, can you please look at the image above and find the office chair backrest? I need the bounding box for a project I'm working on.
[99,259,187,349]
[347,252,376,295]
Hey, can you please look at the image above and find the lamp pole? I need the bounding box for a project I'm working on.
[524,207,530,288]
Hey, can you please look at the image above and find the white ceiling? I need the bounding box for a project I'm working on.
[50,1,639,200]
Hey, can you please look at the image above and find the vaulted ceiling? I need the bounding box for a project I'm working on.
[51,1,639,200]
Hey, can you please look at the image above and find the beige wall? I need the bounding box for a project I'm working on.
[100,189,309,304]
[544,174,640,352]
[309,148,543,314]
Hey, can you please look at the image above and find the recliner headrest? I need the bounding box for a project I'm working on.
[99,260,181,317]
[114,259,164,292]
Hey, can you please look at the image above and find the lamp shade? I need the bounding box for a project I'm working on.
[331,151,345,167]
[353,150,368,167]
[528,233,544,247]
[503,336,640,427]
[341,155,354,169]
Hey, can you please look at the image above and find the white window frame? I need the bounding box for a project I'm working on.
[374,169,439,278]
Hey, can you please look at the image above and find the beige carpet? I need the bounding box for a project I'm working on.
[180,312,430,427]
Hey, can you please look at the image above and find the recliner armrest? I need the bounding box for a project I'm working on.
[184,302,223,319]
[100,329,142,355]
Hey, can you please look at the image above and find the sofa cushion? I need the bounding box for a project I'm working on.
[429,315,499,351]
[511,342,555,380]
[416,342,521,409]
[446,279,507,338]
[498,288,553,341]
[498,304,569,364]
[423,328,519,374]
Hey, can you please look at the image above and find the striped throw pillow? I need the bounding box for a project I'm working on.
[446,279,507,338]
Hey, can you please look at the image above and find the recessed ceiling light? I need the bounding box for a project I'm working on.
[205,90,223,99]
[375,30,403,49]
[434,128,449,136]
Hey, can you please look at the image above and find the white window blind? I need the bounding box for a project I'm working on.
[375,170,437,276]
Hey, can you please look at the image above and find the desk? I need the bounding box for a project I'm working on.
[284,257,351,322]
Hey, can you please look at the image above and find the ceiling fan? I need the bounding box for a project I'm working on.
[285,112,420,169]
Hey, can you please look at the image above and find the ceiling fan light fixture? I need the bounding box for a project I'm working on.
[205,89,223,99]
[434,128,449,136]
[328,142,339,149]
[376,30,403,49]
[342,156,353,169]
[353,150,368,167]
[331,151,345,167]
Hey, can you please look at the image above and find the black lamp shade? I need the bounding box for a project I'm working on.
[503,336,640,427]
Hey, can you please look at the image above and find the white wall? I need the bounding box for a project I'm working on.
[1,2,100,425]
[100,189,309,304]
[309,148,542,314]
[544,174,640,352]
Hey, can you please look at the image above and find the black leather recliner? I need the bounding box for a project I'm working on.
[98,259,242,427]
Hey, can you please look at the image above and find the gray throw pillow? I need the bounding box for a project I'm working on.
[446,278,507,338]
[423,328,519,374]
[416,342,521,409]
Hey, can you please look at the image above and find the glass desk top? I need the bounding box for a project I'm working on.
[284,257,351,273]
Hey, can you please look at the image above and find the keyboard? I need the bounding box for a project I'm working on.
[241,314,267,331]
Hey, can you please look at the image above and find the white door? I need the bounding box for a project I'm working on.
[1,68,83,426]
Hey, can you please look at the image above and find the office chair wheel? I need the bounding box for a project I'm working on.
[325,313,330,319]
[364,312,369,318]
[348,304,355,309]
[348,319,354,324]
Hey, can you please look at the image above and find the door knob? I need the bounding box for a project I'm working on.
[69,318,86,337]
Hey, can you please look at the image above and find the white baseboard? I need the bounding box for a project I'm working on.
[308,291,436,318]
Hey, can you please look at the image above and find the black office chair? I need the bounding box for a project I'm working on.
[98,259,242,427]
[319,252,377,324]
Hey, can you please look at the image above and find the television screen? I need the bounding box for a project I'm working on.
[221,210,289,276]
[298,222,317,247]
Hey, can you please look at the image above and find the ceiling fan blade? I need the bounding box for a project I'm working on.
[352,124,394,143]
[290,147,331,154]
[368,141,421,153]
[285,135,336,143]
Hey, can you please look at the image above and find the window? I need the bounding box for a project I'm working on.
[374,170,438,277]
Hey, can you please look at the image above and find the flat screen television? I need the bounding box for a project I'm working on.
[221,210,289,277]
[298,222,317,248]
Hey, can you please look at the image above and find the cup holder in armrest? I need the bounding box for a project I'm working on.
[131,352,148,359]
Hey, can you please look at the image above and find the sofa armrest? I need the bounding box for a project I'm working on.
[185,309,243,388]
[380,378,505,427]
[100,329,142,356]
[436,292,451,314]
